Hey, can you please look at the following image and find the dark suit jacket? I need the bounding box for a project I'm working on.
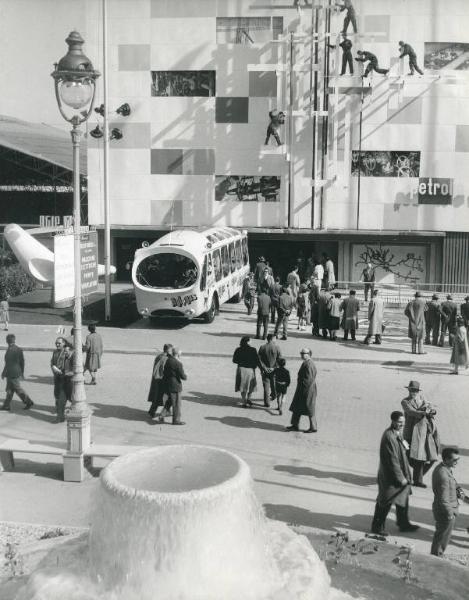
[2,344,25,379]
[163,356,187,393]
[377,428,412,507]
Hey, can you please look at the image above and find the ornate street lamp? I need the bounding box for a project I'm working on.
[52,31,100,482]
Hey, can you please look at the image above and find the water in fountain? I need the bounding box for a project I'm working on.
[13,446,357,600]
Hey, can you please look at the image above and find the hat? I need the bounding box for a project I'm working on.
[432,294,438,300]
[447,294,453,300]
[465,296,469,301]
[415,291,422,297]
[405,380,421,391]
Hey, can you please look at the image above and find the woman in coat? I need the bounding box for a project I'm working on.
[401,380,439,487]
[84,324,103,385]
[232,336,259,407]
[147,344,172,418]
[450,316,469,374]
[287,348,317,433]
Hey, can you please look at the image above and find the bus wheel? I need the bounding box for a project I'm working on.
[204,297,216,323]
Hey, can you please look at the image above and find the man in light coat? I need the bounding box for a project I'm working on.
[371,411,419,536]
[160,347,187,426]
[363,289,384,345]
[84,324,103,385]
[404,291,426,354]
[431,448,464,557]
[287,266,301,302]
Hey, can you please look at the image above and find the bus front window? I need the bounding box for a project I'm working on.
[136,253,198,289]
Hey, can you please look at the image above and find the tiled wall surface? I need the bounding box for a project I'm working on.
[86,0,469,232]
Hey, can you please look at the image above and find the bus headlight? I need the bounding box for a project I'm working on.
[185,309,195,316]
[140,307,150,316]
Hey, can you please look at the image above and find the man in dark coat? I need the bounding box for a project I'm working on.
[148,343,172,418]
[338,0,357,34]
[340,289,360,341]
[361,262,375,301]
[1,334,33,411]
[253,256,267,287]
[317,289,331,338]
[439,294,458,347]
[371,411,419,536]
[329,33,354,75]
[355,50,389,77]
[398,41,423,76]
[431,447,464,557]
[287,348,317,433]
[160,347,187,425]
[256,292,271,340]
[270,276,282,324]
[405,291,426,354]
[425,294,441,346]
[461,296,469,330]
[258,334,282,408]
[274,287,294,340]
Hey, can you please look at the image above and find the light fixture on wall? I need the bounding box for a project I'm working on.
[94,102,131,117]
[89,125,123,140]
[89,125,104,139]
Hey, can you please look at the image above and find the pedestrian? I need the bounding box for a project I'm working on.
[160,347,187,425]
[322,253,336,290]
[233,336,259,408]
[258,333,282,408]
[424,294,441,346]
[309,284,320,336]
[340,289,360,341]
[254,256,267,287]
[296,285,308,331]
[274,357,290,416]
[270,276,282,324]
[256,291,271,340]
[287,266,301,303]
[371,411,419,536]
[84,324,103,385]
[439,294,458,347]
[404,291,426,354]
[51,337,67,421]
[401,381,439,488]
[62,344,74,408]
[318,289,331,338]
[327,292,342,341]
[431,448,465,557]
[0,296,9,331]
[312,258,324,293]
[360,263,375,302]
[287,348,318,433]
[363,289,384,345]
[460,295,469,329]
[274,287,294,340]
[398,41,423,76]
[257,267,274,295]
[329,33,354,75]
[338,0,357,34]
[450,316,469,375]
[1,334,33,411]
[242,273,256,316]
[355,50,389,77]
[147,343,172,418]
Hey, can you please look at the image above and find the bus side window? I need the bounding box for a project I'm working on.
[213,249,222,282]
[229,242,236,273]
[235,240,242,269]
[242,238,249,265]
[200,256,207,291]
[221,245,230,278]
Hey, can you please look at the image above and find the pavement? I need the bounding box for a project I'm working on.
[1,287,468,563]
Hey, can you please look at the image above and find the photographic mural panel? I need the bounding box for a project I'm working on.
[151,71,216,97]
[215,176,281,202]
[216,17,283,44]
[351,151,420,177]
[424,42,469,71]
[352,243,427,285]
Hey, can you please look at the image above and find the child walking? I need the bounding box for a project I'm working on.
[274,357,291,415]
[296,285,308,331]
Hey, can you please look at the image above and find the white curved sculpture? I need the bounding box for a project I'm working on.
[4,223,115,284]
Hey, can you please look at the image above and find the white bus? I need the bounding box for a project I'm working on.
[132,227,250,322]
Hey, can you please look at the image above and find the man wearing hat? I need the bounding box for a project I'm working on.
[424,294,441,346]
[371,411,419,536]
[439,294,457,347]
[460,296,469,330]
[287,348,318,433]
[404,291,426,354]
[254,256,267,287]
[401,381,439,488]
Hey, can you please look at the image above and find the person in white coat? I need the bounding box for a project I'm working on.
[363,289,384,345]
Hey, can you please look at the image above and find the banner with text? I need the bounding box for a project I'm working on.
[54,231,99,303]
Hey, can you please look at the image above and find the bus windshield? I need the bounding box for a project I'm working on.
[136,253,198,289]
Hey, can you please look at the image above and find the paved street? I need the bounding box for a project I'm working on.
[1,299,468,560]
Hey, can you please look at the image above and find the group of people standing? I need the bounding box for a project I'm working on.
[372,380,465,558]
[232,335,318,433]
[147,344,187,425]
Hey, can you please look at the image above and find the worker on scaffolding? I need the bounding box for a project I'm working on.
[398,41,424,76]
[329,33,354,75]
[355,50,389,78]
[337,0,358,34]
[264,110,285,146]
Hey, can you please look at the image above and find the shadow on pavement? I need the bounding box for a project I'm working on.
[28,374,54,386]
[4,403,57,423]
[90,402,147,421]
[186,391,238,407]
[1,458,64,480]
[205,415,286,431]
[274,464,376,486]
[381,364,452,375]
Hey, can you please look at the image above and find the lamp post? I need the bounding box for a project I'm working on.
[52,31,100,482]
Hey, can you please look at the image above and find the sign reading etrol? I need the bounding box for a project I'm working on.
[54,231,99,303]
[417,177,452,205]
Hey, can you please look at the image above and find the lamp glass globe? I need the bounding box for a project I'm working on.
[59,80,93,109]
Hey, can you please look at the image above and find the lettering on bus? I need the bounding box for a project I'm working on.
[171,294,197,308]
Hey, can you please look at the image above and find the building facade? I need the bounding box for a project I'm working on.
[85,0,469,285]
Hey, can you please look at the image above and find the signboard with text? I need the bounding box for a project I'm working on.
[54,231,99,303]
[417,177,452,205]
